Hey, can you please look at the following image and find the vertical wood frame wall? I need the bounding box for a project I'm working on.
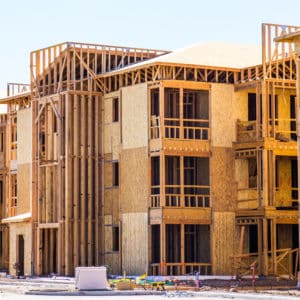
[32,91,102,275]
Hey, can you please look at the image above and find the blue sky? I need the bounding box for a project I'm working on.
[1,0,300,97]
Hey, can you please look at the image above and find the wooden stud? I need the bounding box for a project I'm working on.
[73,94,80,268]
[80,95,87,266]
[87,94,93,265]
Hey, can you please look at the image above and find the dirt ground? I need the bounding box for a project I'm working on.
[0,276,300,298]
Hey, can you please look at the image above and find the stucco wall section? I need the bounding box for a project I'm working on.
[122,83,148,150]
[122,212,148,275]
[8,222,32,276]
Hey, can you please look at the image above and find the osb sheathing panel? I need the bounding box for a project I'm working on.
[104,153,116,188]
[104,125,120,160]
[17,108,32,164]
[104,215,121,273]
[122,212,148,275]
[211,84,235,147]
[8,222,32,276]
[17,163,31,214]
[120,147,148,214]
[212,212,236,275]
[275,158,292,207]
[104,189,119,221]
[104,215,113,251]
[105,254,121,274]
[211,147,236,212]
[233,89,252,122]
[122,83,148,150]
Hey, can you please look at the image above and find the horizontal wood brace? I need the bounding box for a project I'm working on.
[38,223,59,229]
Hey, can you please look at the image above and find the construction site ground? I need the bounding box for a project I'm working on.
[0,277,300,299]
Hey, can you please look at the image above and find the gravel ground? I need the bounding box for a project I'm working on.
[0,277,300,299]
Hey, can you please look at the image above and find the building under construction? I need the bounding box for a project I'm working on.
[0,23,299,278]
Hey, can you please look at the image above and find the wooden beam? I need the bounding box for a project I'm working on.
[73,94,80,268]
[64,93,73,275]
[87,94,93,265]
[80,94,87,266]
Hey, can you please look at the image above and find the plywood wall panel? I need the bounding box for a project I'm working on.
[104,189,119,221]
[122,212,148,275]
[104,215,121,274]
[120,147,148,214]
[17,163,31,214]
[233,89,251,123]
[211,147,236,212]
[211,84,235,147]
[276,158,292,206]
[212,212,236,275]
[122,83,148,150]
[17,108,32,164]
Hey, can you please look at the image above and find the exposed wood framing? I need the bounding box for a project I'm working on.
[0,23,299,277]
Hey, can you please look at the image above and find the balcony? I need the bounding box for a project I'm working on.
[237,188,260,210]
[150,185,211,224]
[272,118,296,142]
[236,120,262,143]
[150,116,209,141]
[150,185,210,208]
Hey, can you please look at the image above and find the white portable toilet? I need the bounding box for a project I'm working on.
[75,266,108,290]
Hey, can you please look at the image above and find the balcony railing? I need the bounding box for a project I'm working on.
[237,188,260,209]
[150,184,210,208]
[236,119,297,143]
[150,116,209,140]
[183,119,209,140]
[236,120,262,143]
[150,262,212,276]
[272,118,296,141]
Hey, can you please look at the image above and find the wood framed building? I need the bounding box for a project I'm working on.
[0,23,299,278]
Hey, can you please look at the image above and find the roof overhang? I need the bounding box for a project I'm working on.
[0,91,31,104]
[2,212,31,224]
